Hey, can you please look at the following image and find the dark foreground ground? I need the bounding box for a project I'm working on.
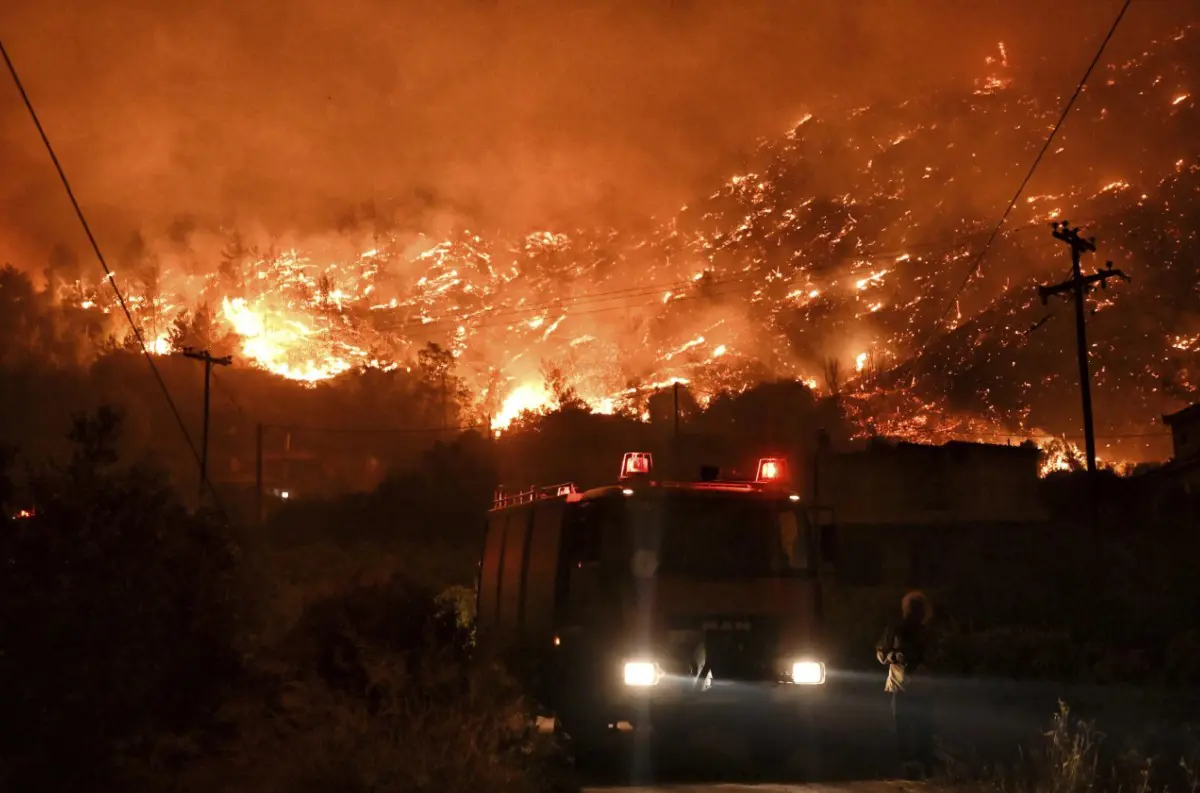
[584,780,943,793]
[577,671,1200,787]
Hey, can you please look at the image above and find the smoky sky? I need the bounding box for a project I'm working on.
[0,0,1192,266]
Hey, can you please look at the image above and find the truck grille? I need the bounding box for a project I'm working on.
[667,615,781,682]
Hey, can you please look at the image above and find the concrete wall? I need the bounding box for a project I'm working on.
[811,439,1046,526]
[1167,414,1200,462]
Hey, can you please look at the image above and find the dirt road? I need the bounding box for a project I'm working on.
[574,673,1195,789]
[585,780,945,793]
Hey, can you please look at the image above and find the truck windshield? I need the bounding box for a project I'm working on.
[631,492,808,578]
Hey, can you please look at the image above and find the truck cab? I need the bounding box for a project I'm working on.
[476,453,837,753]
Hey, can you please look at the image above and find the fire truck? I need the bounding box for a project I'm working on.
[476,452,838,759]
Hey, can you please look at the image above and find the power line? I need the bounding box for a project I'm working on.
[907,430,1168,441]
[210,368,253,419]
[364,225,1049,337]
[0,37,229,515]
[266,422,484,435]
[376,275,704,331]
[211,368,481,435]
[467,282,761,330]
[907,0,1134,361]
[218,364,1165,444]
[374,274,757,334]
[422,274,716,321]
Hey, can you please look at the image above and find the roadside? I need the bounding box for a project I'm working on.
[584,779,948,793]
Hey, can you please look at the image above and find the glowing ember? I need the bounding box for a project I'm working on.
[855,270,889,290]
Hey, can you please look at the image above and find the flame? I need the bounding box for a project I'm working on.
[492,383,553,431]
[149,332,172,355]
[1172,333,1199,351]
[220,296,354,382]
[49,26,1196,474]
[854,269,889,290]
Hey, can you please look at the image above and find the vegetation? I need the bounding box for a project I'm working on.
[825,515,1200,688]
[147,577,574,793]
[941,703,1200,793]
[0,408,240,791]
[3,264,1199,789]
[0,411,573,793]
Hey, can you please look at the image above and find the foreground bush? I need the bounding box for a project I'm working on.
[159,576,574,793]
[943,702,1200,793]
[0,409,240,792]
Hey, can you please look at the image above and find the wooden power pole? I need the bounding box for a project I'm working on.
[182,347,233,501]
[673,381,680,440]
[255,422,264,527]
[1037,221,1130,476]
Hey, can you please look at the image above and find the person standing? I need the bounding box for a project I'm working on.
[876,590,936,778]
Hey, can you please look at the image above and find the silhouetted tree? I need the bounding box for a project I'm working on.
[219,231,254,290]
[168,303,232,354]
[417,342,470,426]
[0,408,240,792]
[823,357,842,396]
[43,243,80,299]
[541,361,588,412]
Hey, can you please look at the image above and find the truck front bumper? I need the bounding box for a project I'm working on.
[604,676,830,733]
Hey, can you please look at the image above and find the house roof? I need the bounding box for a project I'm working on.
[1134,452,1200,481]
[1163,403,1200,427]
[825,438,1041,461]
[893,439,1040,457]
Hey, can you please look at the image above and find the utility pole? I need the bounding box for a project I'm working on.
[672,382,680,440]
[1037,221,1130,484]
[182,347,233,501]
[255,422,264,527]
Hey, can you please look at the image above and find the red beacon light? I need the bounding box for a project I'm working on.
[756,457,786,483]
[620,452,653,480]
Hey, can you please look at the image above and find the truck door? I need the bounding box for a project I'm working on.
[477,510,508,636]
[497,506,534,632]
[555,496,626,634]
[521,501,566,641]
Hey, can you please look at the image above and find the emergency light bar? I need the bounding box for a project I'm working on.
[756,457,786,483]
[619,452,653,480]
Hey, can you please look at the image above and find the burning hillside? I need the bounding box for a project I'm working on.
[45,25,1200,469]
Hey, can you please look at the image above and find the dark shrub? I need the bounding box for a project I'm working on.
[0,408,240,791]
[185,576,575,793]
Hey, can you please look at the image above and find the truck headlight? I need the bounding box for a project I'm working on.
[791,660,826,685]
[623,660,662,687]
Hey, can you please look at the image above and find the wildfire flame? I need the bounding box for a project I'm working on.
[220,296,356,383]
[492,383,553,431]
[52,27,1198,470]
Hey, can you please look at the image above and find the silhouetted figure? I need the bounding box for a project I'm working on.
[876,590,936,778]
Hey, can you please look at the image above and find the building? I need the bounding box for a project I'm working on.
[1163,403,1200,463]
[211,426,386,524]
[808,435,1047,586]
[1137,403,1200,522]
[810,436,1046,526]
